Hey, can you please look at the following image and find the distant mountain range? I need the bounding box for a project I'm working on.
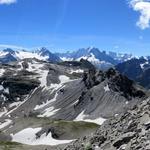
[0,47,61,63]
[0,47,134,70]
[56,47,134,70]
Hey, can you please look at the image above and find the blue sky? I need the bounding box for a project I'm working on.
[0,0,150,55]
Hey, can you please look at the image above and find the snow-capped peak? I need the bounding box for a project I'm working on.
[0,48,61,63]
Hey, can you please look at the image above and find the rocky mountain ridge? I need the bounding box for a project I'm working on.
[116,57,150,89]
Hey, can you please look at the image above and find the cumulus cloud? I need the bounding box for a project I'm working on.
[130,0,150,29]
[0,0,17,5]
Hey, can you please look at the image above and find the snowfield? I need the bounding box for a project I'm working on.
[0,107,7,117]
[75,110,106,125]
[26,61,49,87]
[0,119,12,129]
[15,51,49,61]
[104,84,110,92]
[70,69,84,74]
[11,127,73,146]
[0,68,5,76]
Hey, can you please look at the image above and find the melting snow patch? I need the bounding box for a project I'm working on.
[61,57,73,61]
[115,114,119,117]
[104,84,110,92]
[38,107,60,117]
[4,88,9,94]
[39,70,49,87]
[0,119,12,129]
[126,101,129,105]
[18,61,24,70]
[0,85,3,91]
[70,69,84,74]
[0,107,7,117]
[88,53,100,63]
[15,51,49,61]
[11,127,73,146]
[9,102,22,108]
[0,68,5,76]
[140,62,149,69]
[26,61,49,87]
[59,75,71,84]
[75,110,106,125]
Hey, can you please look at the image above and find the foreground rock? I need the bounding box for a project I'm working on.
[64,98,150,150]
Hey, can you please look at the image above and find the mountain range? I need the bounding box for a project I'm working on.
[0,47,134,70]
[0,57,147,149]
[0,47,150,149]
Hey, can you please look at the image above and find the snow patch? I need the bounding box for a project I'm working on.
[104,84,110,92]
[15,51,49,61]
[88,53,100,63]
[4,88,9,94]
[61,57,73,61]
[38,107,60,117]
[0,107,7,117]
[9,102,22,108]
[0,68,5,76]
[140,61,149,69]
[0,85,4,91]
[11,127,73,146]
[75,110,106,125]
[0,119,12,129]
[70,69,84,74]
[26,61,49,87]
[126,101,129,105]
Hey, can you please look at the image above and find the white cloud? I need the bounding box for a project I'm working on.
[0,0,17,5]
[130,0,150,29]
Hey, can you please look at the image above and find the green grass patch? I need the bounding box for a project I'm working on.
[0,141,22,150]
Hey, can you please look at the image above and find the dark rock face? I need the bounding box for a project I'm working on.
[58,59,95,70]
[116,58,144,80]
[83,68,146,100]
[3,48,16,55]
[116,57,150,89]
[64,98,150,150]
[0,53,17,64]
[136,68,150,89]
[0,77,40,103]
[37,47,61,62]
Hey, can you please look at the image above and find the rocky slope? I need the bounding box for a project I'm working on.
[64,97,150,150]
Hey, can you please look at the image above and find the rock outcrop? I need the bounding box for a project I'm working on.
[64,98,150,150]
